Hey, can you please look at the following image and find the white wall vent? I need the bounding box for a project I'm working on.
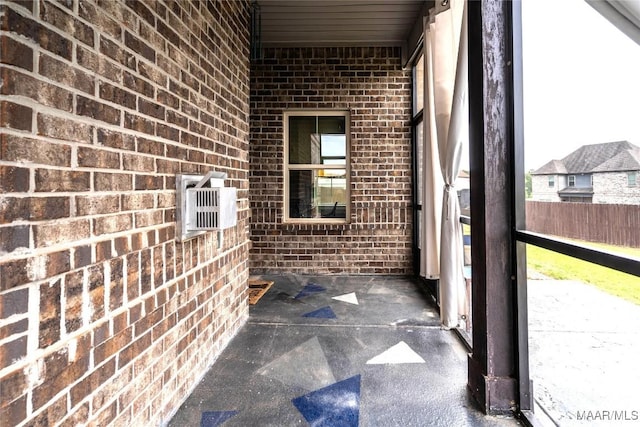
[187,186,237,231]
[176,172,237,242]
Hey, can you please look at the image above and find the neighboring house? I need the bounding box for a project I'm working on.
[531,141,640,204]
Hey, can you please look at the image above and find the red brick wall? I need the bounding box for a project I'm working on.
[0,1,251,425]
[250,47,413,274]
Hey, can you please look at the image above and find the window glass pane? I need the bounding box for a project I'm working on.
[318,116,345,134]
[289,116,346,165]
[317,169,346,218]
[522,1,640,424]
[413,54,424,114]
[289,169,346,219]
[416,119,423,206]
[524,0,640,207]
[320,135,346,163]
[416,210,422,249]
[289,116,317,164]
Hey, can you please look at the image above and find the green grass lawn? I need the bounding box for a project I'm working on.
[526,242,640,305]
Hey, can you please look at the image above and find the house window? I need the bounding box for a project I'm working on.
[629,172,637,187]
[284,111,349,222]
[548,176,555,187]
[413,54,424,251]
[568,175,575,187]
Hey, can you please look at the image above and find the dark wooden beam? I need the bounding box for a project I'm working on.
[467,0,519,415]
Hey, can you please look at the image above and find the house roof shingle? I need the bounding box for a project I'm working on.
[532,141,640,175]
[592,148,640,172]
[532,159,567,175]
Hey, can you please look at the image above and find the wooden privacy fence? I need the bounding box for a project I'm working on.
[526,201,640,248]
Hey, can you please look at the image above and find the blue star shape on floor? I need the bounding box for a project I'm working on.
[295,283,326,299]
[302,306,336,319]
[200,410,238,427]
[292,375,361,427]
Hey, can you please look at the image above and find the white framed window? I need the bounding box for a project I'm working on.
[284,111,350,223]
[568,175,576,187]
[413,54,424,113]
[628,172,637,187]
[413,54,424,250]
[548,176,555,187]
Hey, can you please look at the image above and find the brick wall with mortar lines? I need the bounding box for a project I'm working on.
[593,172,640,204]
[531,175,562,202]
[0,1,251,425]
[250,47,413,275]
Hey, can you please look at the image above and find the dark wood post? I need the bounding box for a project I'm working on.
[467,0,523,415]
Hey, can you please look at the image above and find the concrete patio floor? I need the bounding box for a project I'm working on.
[168,275,521,426]
[527,277,640,427]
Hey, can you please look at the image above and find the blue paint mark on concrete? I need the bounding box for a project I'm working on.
[292,375,361,427]
[295,283,327,299]
[302,306,336,319]
[200,411,238,427]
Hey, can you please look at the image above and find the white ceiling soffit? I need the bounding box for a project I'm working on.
[585,0,640,46]
[257,0,429,49]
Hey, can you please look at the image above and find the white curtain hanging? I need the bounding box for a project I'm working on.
[420,12,443,279]
[421,0,468,327]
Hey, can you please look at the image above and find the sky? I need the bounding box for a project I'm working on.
[521,0,640,171]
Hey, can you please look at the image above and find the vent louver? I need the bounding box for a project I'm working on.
[176,172,237,242]
[186,187,237,231]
